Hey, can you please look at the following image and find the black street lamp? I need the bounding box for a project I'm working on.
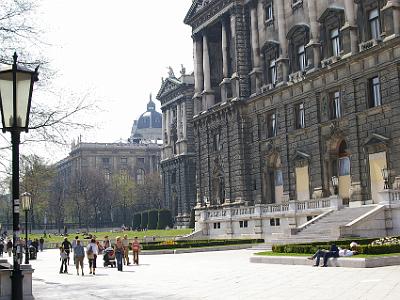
[331,176,339,195]
[21,192,32,265]
[0,52,38,300]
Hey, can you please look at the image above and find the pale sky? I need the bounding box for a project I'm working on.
[34,0,193,158]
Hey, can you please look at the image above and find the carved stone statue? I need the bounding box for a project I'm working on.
[167,66,175,78]
[180,64,186,75]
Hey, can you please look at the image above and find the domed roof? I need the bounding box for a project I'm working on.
[130,94,162,143]
[137,96,162,129]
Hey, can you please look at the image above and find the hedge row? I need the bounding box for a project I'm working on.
[132,209,173,230]
[272,236,400,255]
[142,238,264,250]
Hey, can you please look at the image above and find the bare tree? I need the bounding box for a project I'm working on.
[20,154,55,230]
[0,0,97,175]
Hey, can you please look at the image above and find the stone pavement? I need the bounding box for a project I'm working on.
[14,249,400,299]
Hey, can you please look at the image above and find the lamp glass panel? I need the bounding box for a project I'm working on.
[0,71,13,128]
[16,72,32,128]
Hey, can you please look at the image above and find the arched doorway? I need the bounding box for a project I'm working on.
[337,140,351,204]
[262,153,283,204]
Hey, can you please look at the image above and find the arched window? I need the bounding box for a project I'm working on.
[319,7,345,59]
[287,25,310,73]
[261,41,279,86]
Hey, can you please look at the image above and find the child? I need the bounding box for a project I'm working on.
[59,246,68,274]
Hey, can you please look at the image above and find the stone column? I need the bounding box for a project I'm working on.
[193,36,204,114]
[230,11,240,99]
[181,101,188,154]
[162,111,166,143]
[220,18,231,102]
[249,4,262,95]
[341,0,358,55]
[306,0,320,70]
[275,0,288,84]
[182,101,187,140]
[165,110,169,145]
[176,103,182,143]
[201,32,215,109]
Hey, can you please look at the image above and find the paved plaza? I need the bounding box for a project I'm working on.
[12,249,400,299]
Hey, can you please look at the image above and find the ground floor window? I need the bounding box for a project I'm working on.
[213,222,221,229]
[270,218,280,226]
[239,220,248,228]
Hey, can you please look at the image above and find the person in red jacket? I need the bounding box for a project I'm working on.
[132,237,141,265]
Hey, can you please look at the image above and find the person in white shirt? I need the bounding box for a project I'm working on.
[86,238,99,275]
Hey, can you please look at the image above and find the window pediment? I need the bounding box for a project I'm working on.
[318,7,345,23]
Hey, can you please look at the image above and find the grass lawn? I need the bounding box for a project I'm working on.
[28,229,193,244]
[254,251,400,258]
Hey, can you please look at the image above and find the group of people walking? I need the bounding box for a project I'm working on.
[59,235,141,275]
[0,236,45,262]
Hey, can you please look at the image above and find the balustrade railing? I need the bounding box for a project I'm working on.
[202,197,336,220]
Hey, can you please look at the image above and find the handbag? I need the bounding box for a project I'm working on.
[87,245,94,259]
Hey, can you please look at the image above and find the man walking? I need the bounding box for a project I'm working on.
[122,234,130,265]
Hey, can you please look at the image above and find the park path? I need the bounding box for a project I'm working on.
[20,248,400,299]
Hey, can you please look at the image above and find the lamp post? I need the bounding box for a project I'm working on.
[331,176,339,195]
[382,168,390,190]
[21,192,32,265]
[0,52,38,300]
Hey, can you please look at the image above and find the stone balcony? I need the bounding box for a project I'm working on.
[198,196,342,222]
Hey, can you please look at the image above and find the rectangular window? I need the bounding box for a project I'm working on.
[295,102,305,129]
[369,8,381,40]
[330,91,342,120]
[369,76,381,108]
[240,220,248,228]
[102,157,110,165]
[120,157,127,164]
[338,157,350,176]
[213,133,221,152]
[267,112,277,137]
[330,28,341,56]
[137,157,145,164]
[270,218,280,226]
[266,3,273,21]
[269,59,277,85]
[275,169,283,186]
[297,45,306,72]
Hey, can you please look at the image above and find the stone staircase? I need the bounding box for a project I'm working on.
[270,205,378,245]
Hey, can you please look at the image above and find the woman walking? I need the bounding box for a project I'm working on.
[74,239,85,276]
[86,238,98,275]
[114,236,124,271]
[59,246,68,274]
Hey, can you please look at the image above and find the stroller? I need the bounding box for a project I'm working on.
[103,247,116,267]
[29,245,37,260]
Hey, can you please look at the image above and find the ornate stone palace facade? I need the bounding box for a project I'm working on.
[56,141,161,187]
[157,67,196,227]
[184,0,400,240]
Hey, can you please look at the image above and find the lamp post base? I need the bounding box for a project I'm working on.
[11,269,24,300]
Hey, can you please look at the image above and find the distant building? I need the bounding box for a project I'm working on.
[57,141,161,184]
[157,66,196,228]
[130,95,162,143]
